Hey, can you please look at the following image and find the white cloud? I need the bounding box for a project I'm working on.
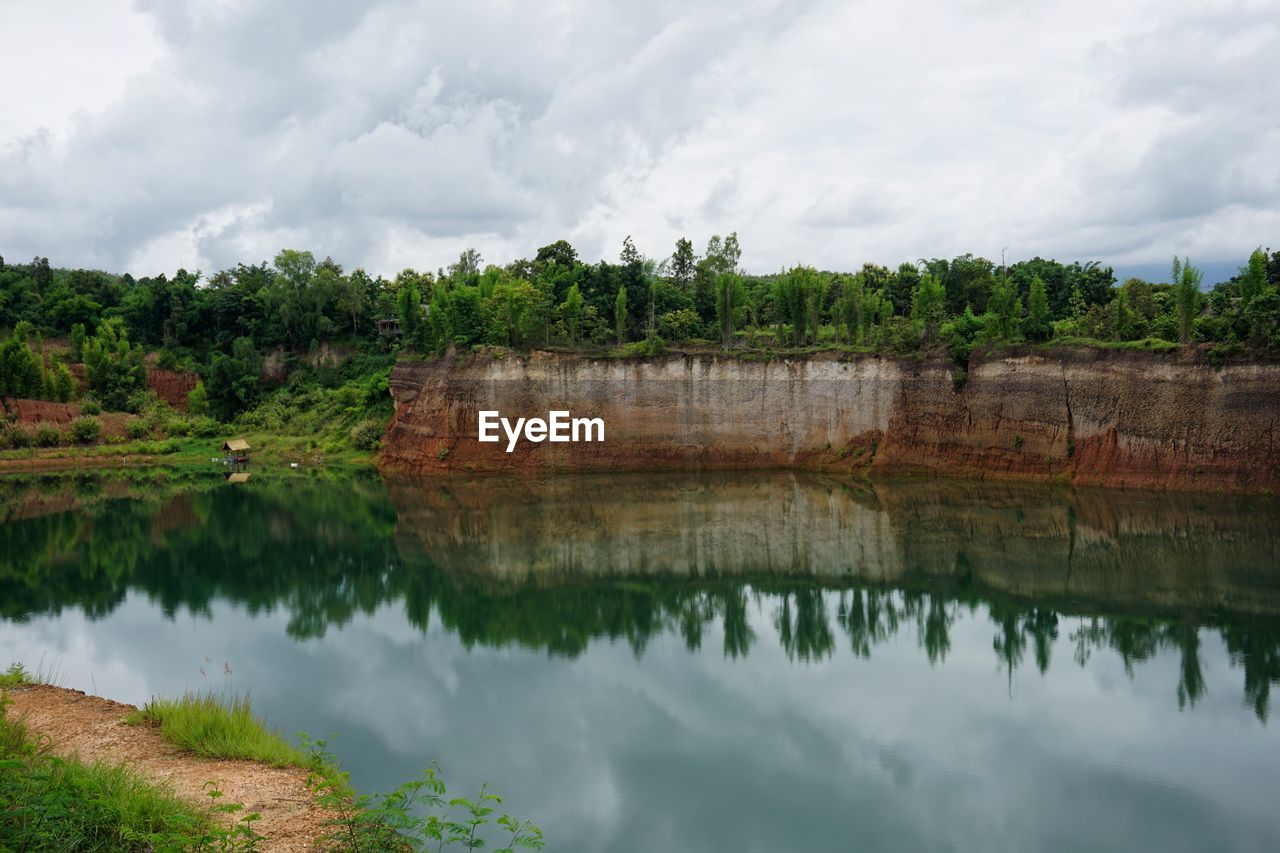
[0,0,1276,279]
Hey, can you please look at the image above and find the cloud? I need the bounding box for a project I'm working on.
[0,0,1276,280]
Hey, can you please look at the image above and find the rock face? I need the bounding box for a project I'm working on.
[382,347,1280,492]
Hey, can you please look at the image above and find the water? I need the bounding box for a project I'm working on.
[2,468,1279,852]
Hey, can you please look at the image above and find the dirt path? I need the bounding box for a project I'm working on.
[7,685,338,852]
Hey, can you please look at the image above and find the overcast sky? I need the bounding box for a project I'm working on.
[1,0,1276,282]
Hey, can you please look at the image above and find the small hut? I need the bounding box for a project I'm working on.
[222,438,251,471]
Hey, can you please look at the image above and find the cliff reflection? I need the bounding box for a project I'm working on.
[2,469,1279,719]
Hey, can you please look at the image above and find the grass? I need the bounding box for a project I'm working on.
[126,691,308,769]
[0,693,260,851]
[0,663,35,688]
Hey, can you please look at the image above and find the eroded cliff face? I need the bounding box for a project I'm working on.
[383,348,1280,492]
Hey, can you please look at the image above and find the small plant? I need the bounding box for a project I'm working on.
[301,736,545,853]
[437,446,451,461]
[7,426,33,449]
[79,397,103,416]
[126,419,153,441]
[34,423,63,447]
[1013,434,1024,450]
[68,416,102,444]
[0,663,33,688]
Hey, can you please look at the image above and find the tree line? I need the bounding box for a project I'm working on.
[2,239,1278,418]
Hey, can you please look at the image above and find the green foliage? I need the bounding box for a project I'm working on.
[350,419,386,452]
[68,416,102,444]
[0,325,45,398]
[910,273,947,345]
[50,362,76,402]
[614,285,628,345]
[715,271,746,348]
[561,283,584,345]
[1173,256,1202,345]
[1,663,34,688]
[1024,275,1051,342]
[657,308,702,341]
[302,737,544,853]
[187,380,211,416]
[128,691,307,768]
[83,318,146,411]
[33,423,63,447]
[207,338,261,421]
[0,694,262,851]
[126,419,153,441]
[986,277,1022,342]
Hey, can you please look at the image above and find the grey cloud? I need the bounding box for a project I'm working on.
[0,0,1276,277]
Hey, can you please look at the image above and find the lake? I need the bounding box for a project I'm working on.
[2,468,1279,852]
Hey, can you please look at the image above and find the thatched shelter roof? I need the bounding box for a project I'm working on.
[222,439,251,452]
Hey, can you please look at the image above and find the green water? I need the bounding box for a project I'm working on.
[2,468,1279,852]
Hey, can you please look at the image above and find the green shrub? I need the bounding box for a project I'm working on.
[126,420,152,441]
[68,416,101,444]
[164,417,192,437]
[350,419,385,451]
[79,397,102,416]
[8,427,33,449]
[34,423,63,447]
[189,416,221,438]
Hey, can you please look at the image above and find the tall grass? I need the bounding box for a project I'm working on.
[127,691,307,768]
[0,693,260,850]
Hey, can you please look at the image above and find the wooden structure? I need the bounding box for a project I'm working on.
[222,438,251,471]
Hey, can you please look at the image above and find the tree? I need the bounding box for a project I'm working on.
[1024,275,1050,342]
[910,273,947,345]
[1240,248,1268,303]
[338,269,369,335]
[671,238,696,289]
[0,325,44,398]
[1174,257,1202,344]
[620,236,641,267]
[614,285,628,345]
[715,272,746,348]
[1067,284,1087,321]
[562,283,583,345]
[51,362,75,402]
[70,323,87,362]
[82,319,145,411]
[987,278,1022,341]
[206,337,261,421]
[187,380,210,416]
[396,280,423,348]
[448,249,483,286]
[535,240,577,270]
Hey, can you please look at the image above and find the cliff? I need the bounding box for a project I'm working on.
[383,347,1280,492]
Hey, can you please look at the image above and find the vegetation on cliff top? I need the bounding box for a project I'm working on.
[0,240,1277,449]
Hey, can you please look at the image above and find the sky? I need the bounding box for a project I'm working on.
[0,0,1276,284]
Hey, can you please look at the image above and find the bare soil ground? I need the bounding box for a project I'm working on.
[7,684,338,852]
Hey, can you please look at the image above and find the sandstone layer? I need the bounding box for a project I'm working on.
[383,347,1280,492]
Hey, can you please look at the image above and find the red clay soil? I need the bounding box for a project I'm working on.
[7,685,339,852]
[2,397,133,438]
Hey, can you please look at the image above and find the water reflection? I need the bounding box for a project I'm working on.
[1,469,1279,719]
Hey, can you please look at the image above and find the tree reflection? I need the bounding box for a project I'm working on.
[1,470,1279,722]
